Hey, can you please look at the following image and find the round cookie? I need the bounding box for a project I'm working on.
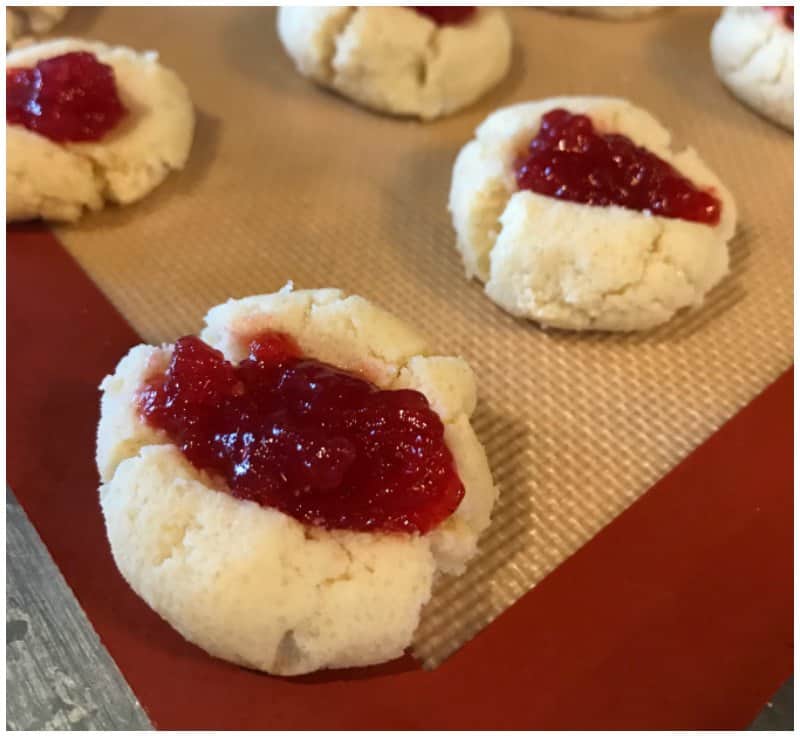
[6,6,67,47]
[276,6,511,120]
[97,285,497,676]
[710,6,793,130]
[550,6,663,20]
[448,97,737,332]
[7,38,195,223]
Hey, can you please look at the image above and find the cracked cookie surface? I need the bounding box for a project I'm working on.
[97,285,497,675]
[448,97,737,332]
[276,6,511,120]
[6,38,195,223]
[711,6,793,130]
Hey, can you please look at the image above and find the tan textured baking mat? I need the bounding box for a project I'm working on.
[50,6,792,667]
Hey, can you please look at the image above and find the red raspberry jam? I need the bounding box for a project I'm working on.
[6,51,127,142]
[764,6,794,29]
[514,109,722,226]
[413,7,476,25]
[139,332,465,534]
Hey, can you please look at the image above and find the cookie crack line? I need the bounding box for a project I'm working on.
[651,226,703,296]
[320,570,354,587]
[321,6,358,83]
[154,517,197,568]
[418,16,442,93]
[304,294,409,380]
[757,40,790,87]
[724,20,778,77]
[305,290,444,382]
[82,152,113,202]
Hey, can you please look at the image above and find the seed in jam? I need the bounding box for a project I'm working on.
[6,51,127,142]
[139,333,465,534]
[514,109,722,226]
[413,7,476,25]
[764,5,794,29]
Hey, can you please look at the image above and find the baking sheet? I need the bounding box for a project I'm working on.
[7,228,792,729]
[47,5,793,667]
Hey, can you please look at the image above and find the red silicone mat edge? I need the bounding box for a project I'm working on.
[7,226,793,730]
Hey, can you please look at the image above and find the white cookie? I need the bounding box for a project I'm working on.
[6,6,67,47]
[711,6,793,130]
[449,97,737,332]
[276,6,512,120]
[551,7,663,20]
[97,285,497,676]
[7,39,195,223]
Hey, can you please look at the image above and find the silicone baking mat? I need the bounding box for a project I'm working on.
[7,228,792,729]
[6,5,793,729]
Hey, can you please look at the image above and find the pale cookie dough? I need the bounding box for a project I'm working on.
[97,285,497,676]
[711,6,793,130]
[6,6,67,47]
[449,97,737,332]
[276,6,512,120]
[7,39,195,223]
[550,6,663,20]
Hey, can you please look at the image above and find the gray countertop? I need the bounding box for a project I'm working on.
[7,489,150,731]
[6,486,793,730]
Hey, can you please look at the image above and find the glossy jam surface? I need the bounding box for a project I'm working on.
[413,7,476,25]
[7,52,127,142]
[514,109,722,226]
[140,333,464,533]
[764,5,794,29]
